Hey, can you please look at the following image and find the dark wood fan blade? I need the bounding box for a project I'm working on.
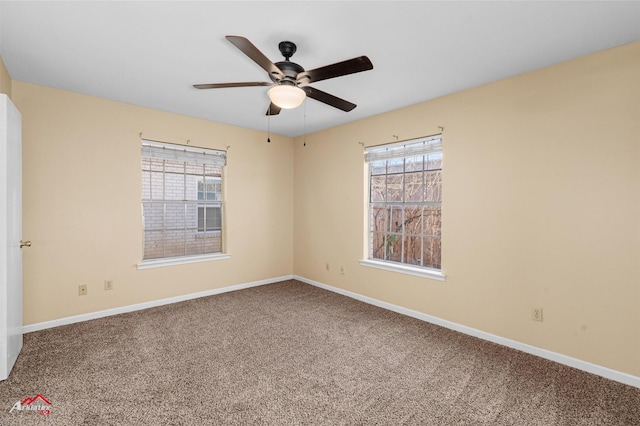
[266,103,281,116]
[193,82,272,89]
[297,56,373,84]
[226,35,284,79]
[302,86,356,112]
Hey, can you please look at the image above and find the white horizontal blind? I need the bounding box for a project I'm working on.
[141,140,226,167]
[365,135,442,163]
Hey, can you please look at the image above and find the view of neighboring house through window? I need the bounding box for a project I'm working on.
[365,135,442,270]
[197,177,222,232]
[141,140,226,260]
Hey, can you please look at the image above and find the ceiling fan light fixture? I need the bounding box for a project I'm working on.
[268,84,306,109]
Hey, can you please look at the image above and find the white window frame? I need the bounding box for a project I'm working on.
[360,135,445,281]
[137,140,229,270]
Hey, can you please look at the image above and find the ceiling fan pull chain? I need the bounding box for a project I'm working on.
[267,113,271,143]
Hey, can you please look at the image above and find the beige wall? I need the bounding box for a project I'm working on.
[12,82,294,325]
[293,41,640,376]
[0,56,12,97]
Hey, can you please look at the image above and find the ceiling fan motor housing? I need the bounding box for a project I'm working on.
[271,41,305,84]
[273,61,305,84]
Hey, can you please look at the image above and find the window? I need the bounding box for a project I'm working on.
[198,206,221,232]
[197,177,222,232]
[364,135,442,275]
[141,140,226,262]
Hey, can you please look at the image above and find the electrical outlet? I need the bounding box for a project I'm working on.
[104,280,114,291]
[532,308,543,322]
[78,285,88,296]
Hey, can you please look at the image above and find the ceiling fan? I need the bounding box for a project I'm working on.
[193,35,373,116]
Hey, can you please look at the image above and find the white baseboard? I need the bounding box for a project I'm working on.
[294,275,640,390]
[22,275,294,334]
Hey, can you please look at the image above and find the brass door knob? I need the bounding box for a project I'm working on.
[20,240,31,248]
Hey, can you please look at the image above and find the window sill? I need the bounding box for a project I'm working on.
[359,259,445,281]
[137,253,231,270]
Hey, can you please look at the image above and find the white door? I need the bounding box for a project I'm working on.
[0,94,23,381]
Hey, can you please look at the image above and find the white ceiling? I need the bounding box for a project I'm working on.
[1,1,639,137]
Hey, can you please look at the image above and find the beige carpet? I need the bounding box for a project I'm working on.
[0,280,638,425]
